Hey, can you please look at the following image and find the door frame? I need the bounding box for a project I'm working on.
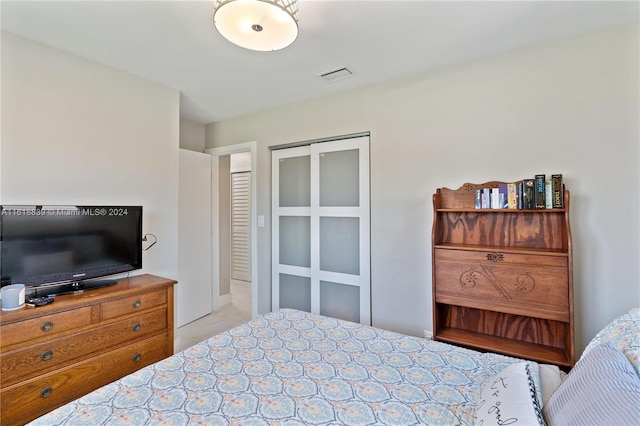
[206,141,258,319]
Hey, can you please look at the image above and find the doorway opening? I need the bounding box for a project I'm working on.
[206,142,258,320]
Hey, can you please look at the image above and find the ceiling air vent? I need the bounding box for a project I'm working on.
[317,67,354,83]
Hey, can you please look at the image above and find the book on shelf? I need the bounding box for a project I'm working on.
[491,188,500,209]
[545,180,553,209]
[475,189,482,209]
[482,188,490,209]
[498,183,508,208]
[523,179,535,209]
[517,181,524,209]
[507,182,518,209]
[535,174,546,209]
[552,174,564,208]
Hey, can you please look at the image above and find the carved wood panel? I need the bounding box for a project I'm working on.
[434,249,569,321]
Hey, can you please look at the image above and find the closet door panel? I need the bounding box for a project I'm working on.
[272,136,370,325]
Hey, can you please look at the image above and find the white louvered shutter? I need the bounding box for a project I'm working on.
[231,172,251,281]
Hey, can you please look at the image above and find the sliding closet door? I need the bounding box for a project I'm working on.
[272,136,370,324]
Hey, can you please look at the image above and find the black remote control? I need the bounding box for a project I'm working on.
[26,296,55,307]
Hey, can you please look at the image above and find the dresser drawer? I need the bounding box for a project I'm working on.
[0,308,167,387]
[0,306,94,350]
[434,248,569,321]
[101,289,167,320]
[0,333,169,426]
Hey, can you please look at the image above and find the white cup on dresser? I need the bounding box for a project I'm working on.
[1,284,26,310]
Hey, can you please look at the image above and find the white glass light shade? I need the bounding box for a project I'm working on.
[213,0,299,51]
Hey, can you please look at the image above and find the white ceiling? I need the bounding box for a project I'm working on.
[1,1,638,124]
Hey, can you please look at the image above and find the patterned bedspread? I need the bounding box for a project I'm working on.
[30,309,536,425]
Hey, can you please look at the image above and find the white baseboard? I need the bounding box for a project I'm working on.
[219,293,232,306]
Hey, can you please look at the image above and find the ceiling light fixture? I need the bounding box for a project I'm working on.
[213,0,299,52]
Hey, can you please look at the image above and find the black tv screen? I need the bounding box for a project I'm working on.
[0,205,142,289]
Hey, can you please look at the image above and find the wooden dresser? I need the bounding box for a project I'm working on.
[432,182,574,369]
[0,274,176,426]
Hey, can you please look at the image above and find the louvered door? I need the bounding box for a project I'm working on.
[231,171,251,282]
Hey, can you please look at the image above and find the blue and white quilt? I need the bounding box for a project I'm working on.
[30,309,537,425]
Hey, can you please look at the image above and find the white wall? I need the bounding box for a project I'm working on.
[1,32,180,281]
[231,152,251,173]
[206,24,640,355]
[179,118,205,152]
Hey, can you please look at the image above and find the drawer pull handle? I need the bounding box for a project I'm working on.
[133,353,142,362]
[41,350,54,361]
[41,321,54,332]
[132,300,142,309]
[40,387,53,398]
[132,323,141,332]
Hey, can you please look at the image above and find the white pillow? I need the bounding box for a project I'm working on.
[475,362,545,426]
[538,364,565,407]
[543,341,640,426]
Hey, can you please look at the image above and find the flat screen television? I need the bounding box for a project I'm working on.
[0,205,142,296]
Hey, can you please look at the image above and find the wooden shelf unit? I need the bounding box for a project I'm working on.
[0,274,176,426]
[432,182,574,368]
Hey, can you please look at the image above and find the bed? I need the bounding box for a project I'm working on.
[29,308,640,425]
